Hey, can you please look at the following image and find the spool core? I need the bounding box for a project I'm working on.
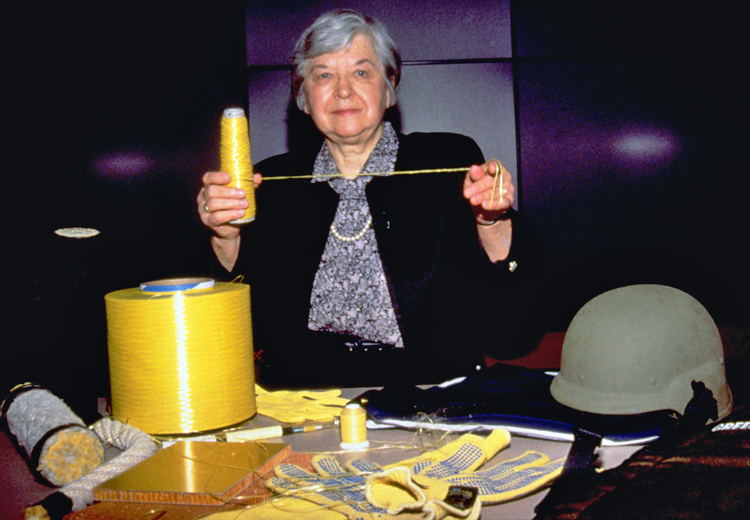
[139,277,215,293]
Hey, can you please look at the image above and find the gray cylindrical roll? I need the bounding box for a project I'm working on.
[2,384,104,486]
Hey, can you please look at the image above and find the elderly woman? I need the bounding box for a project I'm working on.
[198,10,542,387]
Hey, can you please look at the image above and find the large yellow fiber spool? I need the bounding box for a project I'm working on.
[220,108,256,224]
[105,278,256,435]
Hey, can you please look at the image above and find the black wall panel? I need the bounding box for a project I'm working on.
[513,1,749,327]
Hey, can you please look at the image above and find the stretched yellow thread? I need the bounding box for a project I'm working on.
[262,162,508,213]
[261,166,470,181]
[488,159,505,209]
[264,162,507,211]
[220,108,256,224]
[105,279,256,435]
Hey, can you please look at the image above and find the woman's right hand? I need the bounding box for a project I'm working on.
[198,171,262,239]
[198,171,261,271]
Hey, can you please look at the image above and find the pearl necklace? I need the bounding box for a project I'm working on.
[330,215,373,242]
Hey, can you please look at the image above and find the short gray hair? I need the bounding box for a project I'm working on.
[292,10,402,112]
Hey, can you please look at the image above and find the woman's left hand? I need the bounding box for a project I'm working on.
[462,159,515,225]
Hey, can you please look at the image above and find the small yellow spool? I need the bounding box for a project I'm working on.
[220,108,256,224]
[340,402,369,449]
[105,278,256,435]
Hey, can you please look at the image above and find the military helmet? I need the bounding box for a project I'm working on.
[550,284,732,420]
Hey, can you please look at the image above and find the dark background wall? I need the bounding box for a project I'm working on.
[514,1,749,331]
[6,1,748,419]
[8,2,249,419]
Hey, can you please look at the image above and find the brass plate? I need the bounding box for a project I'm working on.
[94,441,290,505]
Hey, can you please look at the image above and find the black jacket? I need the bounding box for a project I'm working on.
[211,132,544,387]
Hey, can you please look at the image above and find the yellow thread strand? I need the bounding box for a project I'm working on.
[260,166,471,181]
[105,282,256,435]
[220,109,256,223]
[489,159,505,209]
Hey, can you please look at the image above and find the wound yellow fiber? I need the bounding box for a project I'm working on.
[340,402,368,449]
[105,280,256,435]
[220,108,256,224]
[39,429,105,485]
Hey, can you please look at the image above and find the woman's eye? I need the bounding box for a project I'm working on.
[355,70,368,77]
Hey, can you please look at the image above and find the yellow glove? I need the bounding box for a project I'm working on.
[199,469,479,520]
[366,466,481,520]
[250,431,507,520]
[382,429,511,476]
[434,450,565,504]
[266,455,480,520]
[353,429,564,504]
[254,386,350,423]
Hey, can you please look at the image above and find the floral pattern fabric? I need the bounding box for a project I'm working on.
[308,123,404,348]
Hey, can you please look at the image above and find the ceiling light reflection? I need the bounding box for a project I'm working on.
[612,129,678,166]
[92,152,154,178]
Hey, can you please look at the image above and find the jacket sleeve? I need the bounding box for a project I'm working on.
[424,133,548,361]
[392,132,548,364]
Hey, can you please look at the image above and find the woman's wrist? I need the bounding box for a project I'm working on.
[476,212,511,226]
[211,234,241,272]
[476,216,512,262]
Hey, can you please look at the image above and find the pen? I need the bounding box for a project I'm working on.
[225,421,337,442]
[157,421,339,447]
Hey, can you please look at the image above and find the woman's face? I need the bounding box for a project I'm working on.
[302,33,393,148]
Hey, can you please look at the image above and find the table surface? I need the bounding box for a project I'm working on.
[0,387,644,520]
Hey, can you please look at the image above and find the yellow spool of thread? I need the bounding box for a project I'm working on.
[220,108,256,224]
[340,402,369,449]
[105,278,256,435]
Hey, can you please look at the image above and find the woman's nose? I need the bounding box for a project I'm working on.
[335,75,352,99]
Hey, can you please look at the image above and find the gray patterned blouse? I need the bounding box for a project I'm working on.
[307,122,404,348]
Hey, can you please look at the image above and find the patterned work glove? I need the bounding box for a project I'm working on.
[352,429,565,504]
[250,430,510,519]
[413,450,565,504]
[266,455,481,520]
[201,429,563,520]
[381,429,511,478]
[255,386,350,423]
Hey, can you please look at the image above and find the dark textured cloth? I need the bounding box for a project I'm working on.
[207,132,546,388]
[534,392,750,520]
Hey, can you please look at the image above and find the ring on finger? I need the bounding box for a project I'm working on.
[204,202,210,213]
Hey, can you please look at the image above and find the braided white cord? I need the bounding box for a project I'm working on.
[60,418,158,511]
